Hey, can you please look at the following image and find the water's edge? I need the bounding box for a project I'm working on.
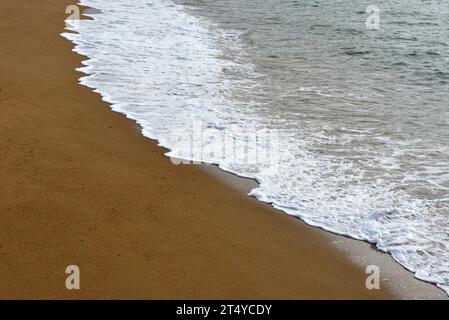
[61,0,449,298]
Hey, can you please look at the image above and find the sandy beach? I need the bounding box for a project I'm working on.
[0,0,445,299]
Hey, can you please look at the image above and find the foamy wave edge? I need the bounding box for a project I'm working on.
[61,0,449,296]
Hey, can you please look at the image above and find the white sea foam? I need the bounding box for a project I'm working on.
[63,0,449,295]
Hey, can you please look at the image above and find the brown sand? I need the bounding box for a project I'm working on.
[0,0,395,299]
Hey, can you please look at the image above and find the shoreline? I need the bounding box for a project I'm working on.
[0,0,444,299]
[204,164,448,299]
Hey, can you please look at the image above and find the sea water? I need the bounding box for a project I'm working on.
[62,0,449,294]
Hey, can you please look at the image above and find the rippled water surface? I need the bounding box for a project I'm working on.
[64,0,449,293]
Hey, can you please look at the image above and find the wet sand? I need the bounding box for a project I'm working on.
[0,0,438,299]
